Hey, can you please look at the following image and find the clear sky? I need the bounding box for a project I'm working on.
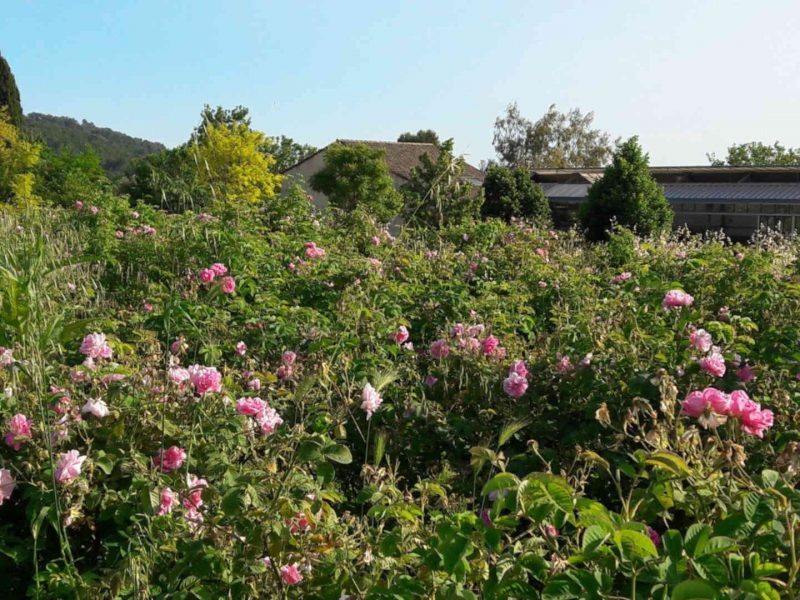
[3,0,800,166]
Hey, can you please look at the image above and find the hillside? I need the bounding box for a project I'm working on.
[23,112,165,178]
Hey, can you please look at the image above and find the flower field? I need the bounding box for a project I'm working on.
[1,200,800,599]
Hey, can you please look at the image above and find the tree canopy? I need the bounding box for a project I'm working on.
[707,141,800,167]
[579,137,672,241]
[0,52,22,128]
[397,129,440,145]
[493,102,615,169]
[0,109,41,207]
[310,142,402,223]
[481,165,550,223]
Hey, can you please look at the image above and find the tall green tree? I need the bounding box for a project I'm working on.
[397,129,440,145]
[34,146,110,206]
[493,102,615,169]
[481,165,550,223]
[264,135,317,172]
[310,142,402,223]
[707,141,800,166]
[0,52,23,128]
[401,139,482,229]
[579,137,672,241]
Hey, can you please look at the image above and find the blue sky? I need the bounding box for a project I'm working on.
[3,0,800,165]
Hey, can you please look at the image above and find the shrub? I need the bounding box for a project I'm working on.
[482,164,551,223]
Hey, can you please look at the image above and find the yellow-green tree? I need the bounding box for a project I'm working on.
[0,109,41,208]
[195,122,282,207]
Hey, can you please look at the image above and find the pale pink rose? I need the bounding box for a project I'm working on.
[154,446,186,472]
[727,390,752,418]
[0,468,15,505]
[467,324,485,337]
[430,339,450,359]
[80,333,112,359]
[612,272,632,284]
[509,360,528,378]
[281,563,303,585]
[236,397,267,417]
[277,365,293,381]
[220,276,236,294]
[544,524,559,537]
[199,268,215,283]
[579,353,593,368]
[0,347,15,367]
[197,212,212,221]
[4,414,32,450]
[535,248,548,259]
[169,367,190,386]
[132,211,140,218]
[556,355,574,374]
[81,398,109,418]
[210,263,228,276]
[699,351,726,378]
[463,337,481,353]
[89,206,99,215]
[235,341,247,356]
[281,351,297,366]
[257,407,283,436]
[247,377,261,391]
[482,335,499,356]
[74,200,84,210]
[55,450,87,484]
[157,487,178,515]
[451,323,465,337]
[689,328,712,352]
[143,302,154,313]
[361,383,383,420]
[115,230,124,239]
[392,326,410,345]
[101,373,126,386]
[370,236,381,246]
[662,290,694,309]
[503,372,528,398]
[424,375,438,386]
[187,365,222,395]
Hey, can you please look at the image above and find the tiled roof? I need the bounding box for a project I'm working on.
[541,182,800,204]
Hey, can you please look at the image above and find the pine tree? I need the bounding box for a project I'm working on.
[579,137,673,241]
[0,53,22,128]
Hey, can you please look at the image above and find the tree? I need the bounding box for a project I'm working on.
[707,141,800,166]
[0,109,41,207]
[192,104,251,142]
[0,53,22,128]
[397,129,440,145]
[263,135,317,172]
[35,146,110,207]
[493,102,615,169]
[579,137,672,241]
[482,165,550,223]
[401,139,482,228]
[195,122,282,206]
[310,142,402,223]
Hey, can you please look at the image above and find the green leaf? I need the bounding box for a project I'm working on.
[613,529,658,560]
[481,472,519,496]
[646,451,691,477]
[498,418,530,447]
[670,579,718,600]
[698,536,735,556]
[684,524,711,558]
[581,525,609,553]
[323,443,353,464]
[761,469,780,488]
[742,492,760,521]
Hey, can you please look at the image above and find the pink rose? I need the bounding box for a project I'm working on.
[556,355,574,374]
[430,339,450,359]
[361,383,383,420]
[647,527,661,547]
[280,563,303,585]
[0,468,15,505]
[424,375,438,386]
[187,365,222,395]
[236,396,267,417]
[370,236,381,246]
[698,351,726,378]
[74,200,84,210]
[220,276,236,294]
[740,407,774,438]
[55,450,87,484]
[210,262,228,276]
[736,365,755,383]
[481,335,499,356]
[154,446,187,472]
[509,360,528,378]
[80,332,112,360]
[199,268,215,283]
[235,341,247,356]
[256,407,283,435]
[304,242,326,259]
[681,387,730,417]
[503,372,528,398]
[662,290,694,309]
[81,398,109,418]
[392,326,410,345]
[4,413,32,450]
[277,365,293,381]
[169,367,190,386]
[612,272,632,284]
[281,351,297,366]
[689,328,712,352]
[157,487,178,515]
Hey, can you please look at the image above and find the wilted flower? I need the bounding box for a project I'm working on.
[0,468,15,505]
[235,341,247,356]
[361,383,383,420]
[80,333,112,359]
[55,450,87,484]
[304,242,326,259]
[81,398,110,418]
[157,487,178,515]
[4,414,32,450]
[257,407,283,435]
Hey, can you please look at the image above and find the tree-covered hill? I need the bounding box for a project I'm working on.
[23,113,165,178]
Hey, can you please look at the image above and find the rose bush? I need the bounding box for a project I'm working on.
[0,203,799,598]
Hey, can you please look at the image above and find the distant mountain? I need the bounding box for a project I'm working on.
[24,113,166,178]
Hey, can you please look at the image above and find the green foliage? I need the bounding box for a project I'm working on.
[579,136,674,240]
[0,109,41,207]
[401,139,483,228]
[708,141,800,167]
[24,113,165,178]
[397,129,440,145]
[310,142,403,223]
[263,135,317,172]
[482,164,551,222]
[34,146,110,207]
[493,102,616,168]
[0,52,22,128]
